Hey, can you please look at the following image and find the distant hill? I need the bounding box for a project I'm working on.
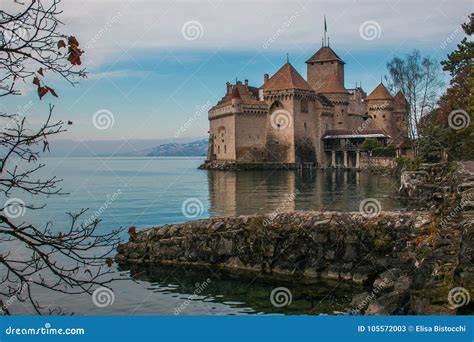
[45,138,206,157]
[147,139,208,157]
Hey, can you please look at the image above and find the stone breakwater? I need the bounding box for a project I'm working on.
[198,160,299,171]
[116,162,474,315]
[116,211,442,313]
[116,212,431,282]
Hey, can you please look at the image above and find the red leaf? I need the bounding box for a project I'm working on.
[32,77,40,86]
[46,86,58,97]
[105,258,113,267]
[38,86,48,99]
[128,226,137,241]
[57,40,66,49]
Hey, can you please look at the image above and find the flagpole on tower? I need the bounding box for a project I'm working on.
[324,15,327,47]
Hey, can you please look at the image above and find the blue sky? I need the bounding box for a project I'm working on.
[2,0,471,141]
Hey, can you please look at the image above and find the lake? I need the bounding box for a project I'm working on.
[6,157,403,315]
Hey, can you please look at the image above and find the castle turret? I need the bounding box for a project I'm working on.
[231,86,242,113]
[366,82,395,138]
[306,47,345,91]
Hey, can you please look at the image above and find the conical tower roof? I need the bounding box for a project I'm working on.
[261,63,313,91]
[306,46,344,64]
[366,83,393,100]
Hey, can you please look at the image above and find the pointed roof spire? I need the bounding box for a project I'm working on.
[286,52,289,64]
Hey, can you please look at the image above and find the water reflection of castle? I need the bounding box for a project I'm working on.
[207,170,397,217]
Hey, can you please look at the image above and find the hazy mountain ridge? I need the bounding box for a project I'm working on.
[146,139,208,156]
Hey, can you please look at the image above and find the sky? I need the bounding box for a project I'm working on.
[1,0,471,142]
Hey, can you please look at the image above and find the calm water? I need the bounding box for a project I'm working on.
[7,157,403,315]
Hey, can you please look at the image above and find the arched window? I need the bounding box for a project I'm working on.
[224,145,227,153]
[270,101,283,111]
[218,145,220,154]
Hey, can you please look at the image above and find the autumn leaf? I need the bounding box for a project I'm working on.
[128,226,137,241]
[38,86,48,99]
[46,86,58,97]
[32,77,40,86]
[57,39,66,49]
[38,68,44,76]
[68,36,79,46]
[105,258,113,267]
[67,36,84,66]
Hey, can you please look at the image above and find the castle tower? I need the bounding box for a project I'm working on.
[261,62,316,164]
[306,18,345,91]
[392,90,409,143]
[365,82,395,138]
[315,73,350,129]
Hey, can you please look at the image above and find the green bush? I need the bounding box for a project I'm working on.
[372,145,396,157]
[396,157,421,171]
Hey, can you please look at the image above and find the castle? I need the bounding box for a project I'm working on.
[204,27,410,169]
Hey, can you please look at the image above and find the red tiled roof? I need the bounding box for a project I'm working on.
[316,74,348,94]
[394,90,408,107]
[366,83,393,101]
[306,47,344,63]
[211,83,266,111]
[231,86,241,99]
[261,63,313,91]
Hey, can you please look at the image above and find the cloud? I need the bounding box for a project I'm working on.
[26,0,468,70]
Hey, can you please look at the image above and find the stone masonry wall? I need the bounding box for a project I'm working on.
[116,211,431,286]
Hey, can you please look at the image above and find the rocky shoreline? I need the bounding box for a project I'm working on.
[116,162,474,315]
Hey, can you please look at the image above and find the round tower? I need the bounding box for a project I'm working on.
[365,82,395,136]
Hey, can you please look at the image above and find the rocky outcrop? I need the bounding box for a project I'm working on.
[117,211,433,288]
[198,160,298,171]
